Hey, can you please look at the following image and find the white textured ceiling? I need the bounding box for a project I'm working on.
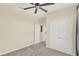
[7,3,76,18]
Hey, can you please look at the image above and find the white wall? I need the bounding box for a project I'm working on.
[0,4,38,55]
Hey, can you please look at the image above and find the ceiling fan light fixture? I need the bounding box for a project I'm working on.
[23,3,55,14]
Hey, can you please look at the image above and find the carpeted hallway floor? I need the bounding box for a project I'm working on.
[2,42,70,56]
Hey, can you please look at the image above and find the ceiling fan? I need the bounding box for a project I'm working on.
[23,3,55,14]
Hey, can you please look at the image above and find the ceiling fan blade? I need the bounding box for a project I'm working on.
[35,6,38,14]
[40,3,55,6]
[30,3,35,5]
[39,7,48,12]
[24,6,35,10]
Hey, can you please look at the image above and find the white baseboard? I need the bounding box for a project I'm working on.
[0,42,33,56]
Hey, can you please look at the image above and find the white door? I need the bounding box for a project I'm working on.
[34,24,41,44]
[48,19,73,55]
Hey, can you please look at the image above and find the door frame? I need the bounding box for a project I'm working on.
[76,5,79,56]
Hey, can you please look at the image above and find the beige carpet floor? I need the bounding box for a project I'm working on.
[2,42,70,56]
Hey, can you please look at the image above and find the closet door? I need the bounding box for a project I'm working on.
[48,19,73,55]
